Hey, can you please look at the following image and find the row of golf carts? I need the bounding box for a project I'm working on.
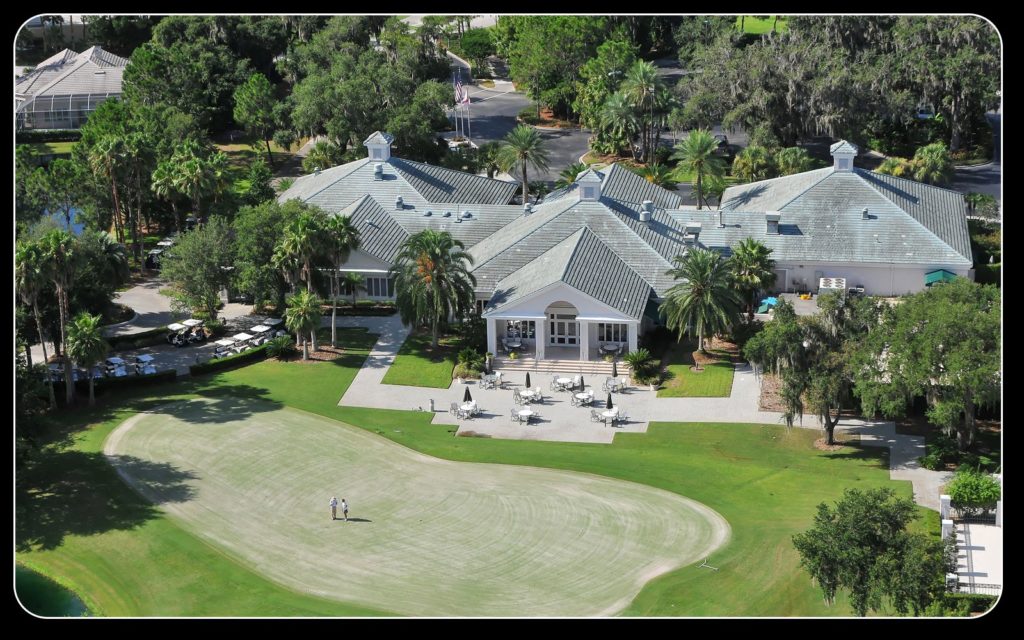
[211,318,286,359]
[46,354,157,382]
[166,318,209,347]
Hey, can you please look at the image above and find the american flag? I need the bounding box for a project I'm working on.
[454,74,470,105]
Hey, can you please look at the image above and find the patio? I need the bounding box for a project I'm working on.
[432,371,652,444]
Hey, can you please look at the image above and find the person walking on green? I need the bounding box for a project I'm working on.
[341,498,349,522]
[330,496,338,520]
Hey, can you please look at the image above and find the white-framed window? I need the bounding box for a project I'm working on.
[505,320,535,338]
[582,186,596,199]
[364,276,394,298]
[598,323,627,342]
[371,148,383,160]
[837,158,851,170]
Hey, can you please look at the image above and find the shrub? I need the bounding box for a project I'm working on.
[624,348,659,383]
[189,344,269,376]
[725,319,764,350]
[918,452,944,471]
[457,347,483,368]
[265,335,297,360]
[452,362,482,380]
[947,467,1001,516]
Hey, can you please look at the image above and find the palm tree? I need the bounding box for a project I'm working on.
[390,229,477,348]
[66,312,109,406]
[302,141,343,173]
[205,151,232,208]
[774,146,814,176]
[671,129,726,209]
[284,290,323,361]
[731,145,775,182]
[634,163,675,188]
[169,139,213,218]
[496,125,550,204]
[660,248,742,360]
[477,141,502,179]
[279,211,327,294]
[698,173,728,210]
[39,229,80,404]
[16,241,56,408]
[876,156,912,178]
[599,93,641,157]
[89,135,127,244]
[912,142,954,186]
[152,159,184,233]
[555,162,589,188]
[323,215,361,347]
[729,238,777,321]
[342,272,367,307]
[620,61,664,164]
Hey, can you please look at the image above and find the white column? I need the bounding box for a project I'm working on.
[486,318,497,356]
[940,494,951,520]
[535,318,545,361]
[941,519,955,540]
[628,322,638,354]
[579,320,589,361]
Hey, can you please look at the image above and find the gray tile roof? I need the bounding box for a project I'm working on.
[830,140,859,154]
[363,131,394,145]
[344,196,409,264]
[719,167,971,265]
[15,46,127,100]
[388,157,519,204]
[279,156,518,213]
[600,163,684,209]
[485,228,652,319]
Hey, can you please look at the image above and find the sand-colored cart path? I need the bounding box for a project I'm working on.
[104,398,730,617]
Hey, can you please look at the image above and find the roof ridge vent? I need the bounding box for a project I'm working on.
[523,203,533,214]
[395,196,404,210]
[442,211,451,217]
[461,210,472,219]
[862,207,869,220]
[373,163,384,180]
[423,210,432,217]
[639,200,654,223]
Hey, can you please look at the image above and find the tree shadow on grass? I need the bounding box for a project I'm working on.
[819,444,890,469]
[165,386,285,424]
[16,451,196,552]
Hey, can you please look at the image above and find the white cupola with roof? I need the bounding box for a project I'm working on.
[575,168,603,202]
[830,140,858,172]
[364,131,395,162]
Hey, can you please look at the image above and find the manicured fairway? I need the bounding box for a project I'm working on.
[104,400,730,617]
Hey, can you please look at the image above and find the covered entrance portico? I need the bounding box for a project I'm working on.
[484,286,639,362]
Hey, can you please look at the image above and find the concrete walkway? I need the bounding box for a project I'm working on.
[334,327,950,509]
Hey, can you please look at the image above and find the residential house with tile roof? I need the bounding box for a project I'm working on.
[278,133,973,363]
[15,46,128,130]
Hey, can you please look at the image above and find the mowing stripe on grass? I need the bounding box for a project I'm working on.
[105,400,730,617]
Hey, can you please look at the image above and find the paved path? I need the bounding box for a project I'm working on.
[335,326,950,509]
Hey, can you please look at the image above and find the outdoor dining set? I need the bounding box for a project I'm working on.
[211,318,285,359]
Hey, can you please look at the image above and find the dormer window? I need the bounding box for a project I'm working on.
[371,148,383,160]
[837,157,851,171]
[582,186,596,200]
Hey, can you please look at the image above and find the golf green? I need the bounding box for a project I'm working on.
[104,399,730,616]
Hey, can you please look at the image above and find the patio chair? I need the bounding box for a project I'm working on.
[570,395,579,407]
[510,409,521,423]
[616,410,629,425]
[512,389,522,405]
[450,402,460,416]
[590,409,602,423]
[571,375,581,390]
[533,387,543,404]
[550,375,561,392]
[495,372,504,389]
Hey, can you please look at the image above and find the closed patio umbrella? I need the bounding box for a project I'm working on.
[464,387,472,403]
[606,393,613,410]
[579,375,585,391]
[611,360,618,378]
[525,372,531,388]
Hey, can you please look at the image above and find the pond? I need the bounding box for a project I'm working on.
[15,565,91,617]
[45,207,84,236]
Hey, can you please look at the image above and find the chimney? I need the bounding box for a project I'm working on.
[829,140,858,172]
[683,221,702,245]
[314,168,321,176]
[639,200,654,223]
[395,196,404,210]
[766,211,781,235]
[373,163,384,180]
[363,131,394,162]
[862,207,869,220]
[576,168,603,201]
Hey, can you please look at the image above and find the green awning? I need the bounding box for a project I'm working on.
[925,269,958,286]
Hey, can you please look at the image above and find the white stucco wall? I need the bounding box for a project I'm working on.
[773,262,972,296]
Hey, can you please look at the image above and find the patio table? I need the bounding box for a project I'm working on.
[556,377,572,386]
[517,409,535,423]
[574,392,592,405]
[601,409,619,425]
[599,343,619,354]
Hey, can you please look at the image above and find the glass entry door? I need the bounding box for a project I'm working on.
[549,314,578,345]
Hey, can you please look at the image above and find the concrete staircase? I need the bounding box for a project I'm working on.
[492,356,630,377]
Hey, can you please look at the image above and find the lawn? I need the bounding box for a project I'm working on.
[18,326,937,617]
[380,330,461,388]
[737,16,788,34]
[657,340,736,398]
[27,141,75,155]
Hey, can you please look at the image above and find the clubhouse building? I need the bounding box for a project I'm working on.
[279,132,973,363]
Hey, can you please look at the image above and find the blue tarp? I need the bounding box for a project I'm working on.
[760,296,778,306]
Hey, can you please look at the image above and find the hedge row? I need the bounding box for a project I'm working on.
[16,130,82,143]
[106,326,168,351]
[48,369,179,398]
[189,345,269,376]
